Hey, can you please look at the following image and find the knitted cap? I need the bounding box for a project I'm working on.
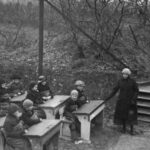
[75,80,85,86]
[38,75,46,81]
[9,103,20,114]
[23,99,33,109]
[122,68,131,75]
[70,90,78,96]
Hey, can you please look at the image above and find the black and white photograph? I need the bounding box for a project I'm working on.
[0,0,150,150]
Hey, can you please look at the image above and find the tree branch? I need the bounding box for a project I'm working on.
[44,0,129,68]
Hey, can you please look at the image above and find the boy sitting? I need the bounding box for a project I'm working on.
[26,81,43,105]
[64,90,84,144]
[0,79,10,117]
[3,103,31,150]
[37,75,54,100]
[21,99,43,127]
[8,74,24,97]
[75,80,88,106]
[0,79,10,103]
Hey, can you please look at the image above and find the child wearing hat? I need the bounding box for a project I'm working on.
[26,81,43,105]
[75,80,88,107]
[8,74,24,97]
[64,90,84,144]
[37,75,54,100]
[21,99,42,127]
[3,103,31,150]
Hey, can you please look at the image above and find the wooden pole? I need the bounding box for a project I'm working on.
[38,0,44,76]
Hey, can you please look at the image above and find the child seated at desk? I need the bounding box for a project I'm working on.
[0,79,10,102]
[37,75,54,100]
[75,80,88,106]
[21,99,45,127]
[26,81,43,105]
[0,79,10,116]
[7,74,24,97]
[64,90,83,144]
[3,103,32,150]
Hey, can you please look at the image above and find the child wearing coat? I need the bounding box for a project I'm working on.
[75,80,88,106]
[3,103,32,150]
[26,82,43,105]
[37,75,53,100]
[21,99,44,127]
[64,90,84,144]
[8,74,24,97]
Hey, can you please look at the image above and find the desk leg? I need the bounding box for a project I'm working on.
[45,132,59,150]
[44,109,55,119]
[94,110,104,128]
[78,116,91,143]
[28,138,43,150]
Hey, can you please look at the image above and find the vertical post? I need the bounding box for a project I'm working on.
[38,0,44,76]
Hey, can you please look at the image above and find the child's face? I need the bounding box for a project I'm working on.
[77,85,84,91]
[32,85,38,91]
[42,81,46,85]
[14,111,22,118]
[1,83,6,88]
[122,73,129,79]
[14,79,20,83]
[26,106,33,111]
[71,93,78,101]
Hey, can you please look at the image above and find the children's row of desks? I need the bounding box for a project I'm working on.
[1,94,105,149]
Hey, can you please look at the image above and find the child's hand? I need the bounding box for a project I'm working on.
[31,113,38,120]
[19,120,24,125]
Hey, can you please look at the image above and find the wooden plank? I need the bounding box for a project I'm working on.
[39,95,69,108]
[137,81,150,86]
[10,91,27,102]
[24,119,61,137]
[138,109,150,115]
[138,115,150,123]
[137,102,150,108]
[138,95,150,101]
[139,86,150,93]
[73,100,104,115]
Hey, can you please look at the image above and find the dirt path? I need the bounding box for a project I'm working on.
[59,122,150,150]
[108,135,150,150]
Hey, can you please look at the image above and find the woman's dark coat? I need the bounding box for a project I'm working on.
[106,77,139,125]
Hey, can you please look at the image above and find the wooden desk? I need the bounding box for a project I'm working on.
[24,119,61,150]
[73,100,105,143]
[10,91,27,103]
[0,117,6,128]
[39,95,69,119]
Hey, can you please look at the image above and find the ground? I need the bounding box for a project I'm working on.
[58,120,150,150]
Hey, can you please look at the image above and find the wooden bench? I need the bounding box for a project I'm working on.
[39,95,69,119]
[24,119,61,150]
[73,100,105,143]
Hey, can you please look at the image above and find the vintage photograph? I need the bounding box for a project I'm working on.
[0,0,150,150]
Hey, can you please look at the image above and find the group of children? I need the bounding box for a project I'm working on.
[0,74,88,149]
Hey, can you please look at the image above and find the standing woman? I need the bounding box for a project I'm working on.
[105,68,139,135]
